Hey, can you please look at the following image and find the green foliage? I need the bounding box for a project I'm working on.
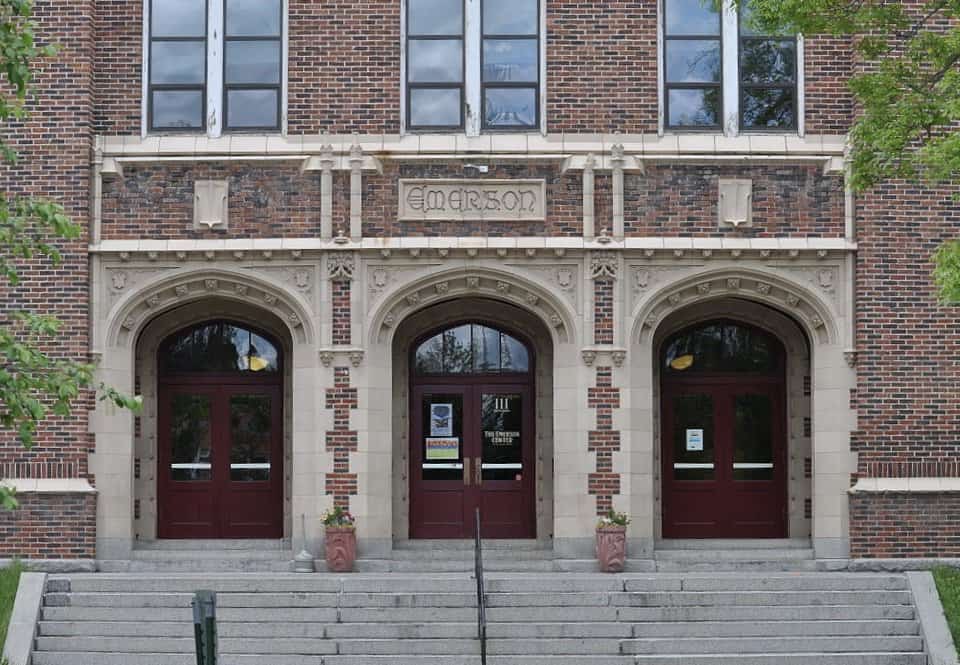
[933,566,960,656]
[0,560,24,651]
[597,509,631,528]
[322,505,356,528]
[736,0,960,300]
[0,1,140,510]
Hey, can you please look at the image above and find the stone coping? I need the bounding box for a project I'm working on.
[907,571,960,665]
[850,477,960,493]
[0,572,46,665]
[0,478,97,494]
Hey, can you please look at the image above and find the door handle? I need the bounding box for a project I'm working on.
[475,457,482,486]
[463,457,471,486]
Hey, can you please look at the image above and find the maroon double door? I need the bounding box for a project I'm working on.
[410,382,535,539]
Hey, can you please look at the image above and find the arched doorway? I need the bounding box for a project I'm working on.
[409,322,536,539]
[157,320,284,539]
[660,319,787,538]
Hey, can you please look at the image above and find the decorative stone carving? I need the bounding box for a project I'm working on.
[371,269,389,293]
[383,313,397,327]
[811,316,824,329]
[288,312,302,327]
[496,281,510,294]
[294,270,311,291]
[466,276,480,290]
[550,314,562,328]
[121,316,135,330]
[844,350,858,368]
[328,253,356,282]
[111,271,127,291]
[557,268,574,290]
[612,351,627,367]
[635,270,651,291]
[718,178,752,229]
[596,526,627,573]
[406,293,421,306]
[194,179,229,230]
[174,285,189,298]
[591,253,618,281]
[582,350,597,366]
[349,351,364,368]
[204,279,219,291]
[756,282,772,295]
[264,294,278,305]
[435,281,450,295]
[234,284,248,296]
[320,351,334,367]
[525,293,539,306]
[399,179,546,221]
[727,278,741,290]
[146,294,160,308]
[785,294,800,307]
[697,282,712,295]
[818,269,835,290]
[668,293,681,306]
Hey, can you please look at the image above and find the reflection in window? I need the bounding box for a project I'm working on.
[739,4,797,129]
[663,0,721,129]
[733,393,774,480]
[160,322,280,374]
[224,0,283,130]
[482,0,539,129]
[170,394,212,481]
[663,321,780,374]
[407,0,464,129]
[149,0,207,130]
[230,394,272,481]
[415,324,530,375]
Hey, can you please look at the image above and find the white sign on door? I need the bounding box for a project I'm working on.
[686,429,704,452]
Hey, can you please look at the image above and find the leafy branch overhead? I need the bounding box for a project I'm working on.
[0,0,139,511]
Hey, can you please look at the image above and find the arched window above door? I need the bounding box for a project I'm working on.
[159,321,280,374]
[663,320,782,375]
[414,323,530,375]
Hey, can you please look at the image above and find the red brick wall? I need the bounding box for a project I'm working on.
[588,367,621,516]
[0,494,96,559]
[594,280,614,345]
[850,493,960,558]
[803,35,855,134]
[325,367,358,510]
[624,164,846,237]
[332,281,352,346]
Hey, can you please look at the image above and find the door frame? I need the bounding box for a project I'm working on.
[407,321,537,539]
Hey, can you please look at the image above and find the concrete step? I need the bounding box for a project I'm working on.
[97,558,294,573]
[630,619,920,638]
[134,539,291,551]
[393,539,549,551]
[38,620,480,639]
[632,656,927,665]
[610,590,914,607]
[32,656,635,665]
[656,539,812,550]
[621,635,925,655]
[654,549,815,561]
[355,558,557,572]
[654,559,818,572]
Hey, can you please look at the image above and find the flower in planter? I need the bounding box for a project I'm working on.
[322,505,356,529]
[597,508,630,529]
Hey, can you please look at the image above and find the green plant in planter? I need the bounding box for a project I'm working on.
[597,509,630,528]
[322,505,356,529]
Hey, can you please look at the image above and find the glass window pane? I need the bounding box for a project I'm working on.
[161,322,280,373]
[733,394,773,480]
[151,41,205,85]
[484,0,537,35]
[152,90,204,129]
[501,334,529,373]
[416,334,444,374]
[739,2,791,37]
[666,40,721,83]
[484,87,537,127]
[422,394,464,481]
[226,0,282,36]
[741,39,795,84]
[226,41,281,84]
[410,88,461,127]
[247,333,279,373]
[673,393,715,481]
[668,88,720,127]
[409,39,463,82]
[665,0,721,36]
[483,39,538,82]
[152,0,206,37]
[170,394,212,481]
[742,87,795,129]
[481,393,523,481]
[473,325,501,373]
[443,325,473,374]
[227,89,279,128]
[409,0,463,35]
[230,394,272,482]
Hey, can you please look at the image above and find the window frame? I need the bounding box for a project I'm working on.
[737,14,799,133]
[147,0,210,133]
[222,0,284,132]
[661,1,724,132]
[143,0,287,137]
[411,322,534,378]
[404,0,468,132]
[479,0,542,132]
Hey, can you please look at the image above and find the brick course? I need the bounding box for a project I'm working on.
[0,493,96,559]
[851,493,960,559]
[587,367,622,516]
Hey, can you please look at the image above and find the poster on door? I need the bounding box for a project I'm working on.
[425,437,460,460]
[686,429,704,452]
[430,403,454,437]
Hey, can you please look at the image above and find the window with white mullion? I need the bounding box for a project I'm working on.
[223,0,283,130]
[738,4,798,131]
[663,0,723,130]
[149,0,208,131]
[481,0,540,130]
[406,0,466,130]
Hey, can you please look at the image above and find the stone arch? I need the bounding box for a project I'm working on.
[368,266,579,348]
[629,267,841,348]
[103,267,317,350]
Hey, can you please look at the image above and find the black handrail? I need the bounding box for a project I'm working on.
[474,507,487,665]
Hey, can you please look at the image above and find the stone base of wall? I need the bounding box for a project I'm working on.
[850,492,960,558]
[0,493,96,559]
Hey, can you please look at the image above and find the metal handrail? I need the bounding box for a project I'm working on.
[474,507,487,665]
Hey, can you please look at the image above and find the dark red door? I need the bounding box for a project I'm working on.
[662,380,786,538]
[410,383,535,539]
[158,383,283,539]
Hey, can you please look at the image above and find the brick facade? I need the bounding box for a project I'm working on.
[587,367,622,516]
[851,493,960,559]
[0,494,96,559]
[325,368,358,510]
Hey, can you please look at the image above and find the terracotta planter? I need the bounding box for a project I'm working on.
[595,525,627,573]
[324,526,357,572]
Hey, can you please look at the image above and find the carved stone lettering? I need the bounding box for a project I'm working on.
[399,179,546,221]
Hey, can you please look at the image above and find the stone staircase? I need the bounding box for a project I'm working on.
[32,572,927,664]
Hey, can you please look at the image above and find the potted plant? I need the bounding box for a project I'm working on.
[596,508,630,573]
[322,505,357,573]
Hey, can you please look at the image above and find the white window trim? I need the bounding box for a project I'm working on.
[400,0,547,136]
[141,0,288,138]
[658,0,805,137]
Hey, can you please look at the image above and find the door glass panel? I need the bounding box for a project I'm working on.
[733,393,774,480]
[230,394,272,482]
[170,394,212,481]
[672,393,714,480]
[422,394,464,481]
[481,393,522,481]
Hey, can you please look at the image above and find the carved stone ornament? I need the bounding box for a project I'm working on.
[234,284,249,296]
[146,294,161,308]
[320,351,335,367]
[204,279,219,291]
[756,282,772,295]
[525,293,539,306]
[844,350,858,368]
[668,293,681,306]
[383,313,397,327]
[727,278,741,290]
[612,350,627,367]
[496,281,510,294]
[466,276,480,290]
[718,178,753,229]
[399,179,546,222]
[264,293,278,305]
[436,281,450,295]
[294,270,311,291]
[288,312,302,327]
[818,269,835,290]
[121,316,136,330]
[557,268,574,290]
[582,350,597,366]
[174,285,189,298]
[811,316,824,329]
[786,294,800,307]
[328,253,356,282]
[635,270,650,291]
[591,252,618,281]
[550,314,562,328]
[406,293,421,306]
[349,351,364,368]
[697,282,712,295]
[110,271,127,291]
[371,269,389,292]
[194,179,229,230]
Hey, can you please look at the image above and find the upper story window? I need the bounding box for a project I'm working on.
[147,0,284,134]
[405,0,542,133]
[662,0,799,132]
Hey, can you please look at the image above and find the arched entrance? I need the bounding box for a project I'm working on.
[409,322,536,539]
[660,319,788,538]
[157,320,284,539]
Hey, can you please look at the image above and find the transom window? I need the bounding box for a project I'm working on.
[662,0,799,132]
[405,0,542,132]
[160,321,281,375]
[414,324,530,375]
[148,0,284,133]
[663,321,782,375]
